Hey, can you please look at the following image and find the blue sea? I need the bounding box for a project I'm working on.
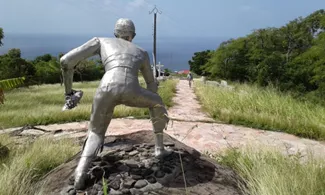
[0,34,225,71]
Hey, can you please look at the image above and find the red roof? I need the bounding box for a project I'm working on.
[177,70,190,74]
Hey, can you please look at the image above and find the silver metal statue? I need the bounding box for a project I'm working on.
[60,18,172,190]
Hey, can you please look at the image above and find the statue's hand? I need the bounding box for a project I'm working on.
[147,82,158,93]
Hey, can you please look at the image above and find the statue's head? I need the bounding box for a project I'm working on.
[114,18,136,42]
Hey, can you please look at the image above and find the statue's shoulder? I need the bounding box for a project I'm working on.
[96,37,115,42]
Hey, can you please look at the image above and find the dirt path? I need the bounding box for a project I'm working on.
[3,80,325,159]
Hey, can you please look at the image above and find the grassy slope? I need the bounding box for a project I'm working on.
[194,81,325,140]
[0,135,79,195]
[0,79,178,129]
[214,145,325,195]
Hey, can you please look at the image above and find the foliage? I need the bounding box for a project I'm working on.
[0,29,104,86]
[0,77,25,104]
[188,50,212,76]
[0,136,79,195]
[214,145,325,195]
[193,9,325,105]
[0,27,4,46]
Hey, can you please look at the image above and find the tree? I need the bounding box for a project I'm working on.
[0,28,4,46]
[197,9,325,104]
[164,68,171,76]
[0,48,35,82]
[188,50,212,75]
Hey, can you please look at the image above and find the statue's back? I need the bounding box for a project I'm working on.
[99,37,146,73]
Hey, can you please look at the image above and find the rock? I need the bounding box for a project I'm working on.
[90,166,104,180]
[97,191,104,195]
[142,160,153,168]
[145,176,156,184]
[109,189,123,195]
[134,180,148,189]
[108,173,121,181]
[131,174,143,180]
[142,169,153,177]
[123,178,136,188]
[163,142,175,147]
[136,147,145,152]
[141,152,150,158]
[129,188,143,195]
[67,187,76,195]
[118,151,126,157]
[118,164,130,172]
[124,159,139,168]
[154,170,165,178]
[145,143,155,148]
[109,177,121,190]
[124,146,134,152]
[102,155,118,163]
[21,129,45,136]
[39,131,243,195]
[128,150,139,156]
[99,161,110,166]
[162,167,172,174]
[121,189,131,194]
[140,182,163,192]
[93,183,103,191]
[87,188,98,195]
[151,165,159,172]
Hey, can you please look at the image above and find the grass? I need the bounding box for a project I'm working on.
[0,79,178,129]
[0,135,79,195]
[213,145,325,195]
[194,81,325,140]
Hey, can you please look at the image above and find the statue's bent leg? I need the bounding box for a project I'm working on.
[123,87,172,158]
[74,88,117,190]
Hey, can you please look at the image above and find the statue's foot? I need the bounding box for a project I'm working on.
[74,172,88,190]
[155,147,173,159]
[62,89,84,111]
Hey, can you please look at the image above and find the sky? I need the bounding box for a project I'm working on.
[0,0,324,39]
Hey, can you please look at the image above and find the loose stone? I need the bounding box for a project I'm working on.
[123,178,136,189]
[154,170,165,178]
[128,150,139,156]
[134,180,148,189]
[145,176,156,184]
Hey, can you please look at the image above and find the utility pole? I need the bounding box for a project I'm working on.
[149,5,162,77]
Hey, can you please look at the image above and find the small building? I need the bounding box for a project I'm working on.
[177,70,190,75]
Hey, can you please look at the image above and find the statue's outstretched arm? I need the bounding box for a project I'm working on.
[140,51,157,93]
[60,37,100,95]
[60,37,101,68]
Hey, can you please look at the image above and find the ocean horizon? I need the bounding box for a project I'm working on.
[0,33,226,71]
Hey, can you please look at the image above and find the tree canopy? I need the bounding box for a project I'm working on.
[189,9,325,104]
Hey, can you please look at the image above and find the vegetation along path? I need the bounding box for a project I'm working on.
[2,79,325,159]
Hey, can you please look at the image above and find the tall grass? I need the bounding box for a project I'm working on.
[0,136,79,195]
[214,145,325,195]
[194,82,325,140]
[0,79,178,129]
